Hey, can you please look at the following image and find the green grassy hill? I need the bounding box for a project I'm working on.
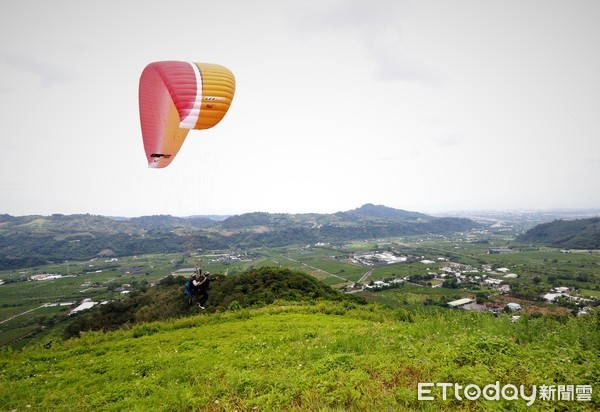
[517,217,600,249]
[1,300,598,410]
[61,267,355,339]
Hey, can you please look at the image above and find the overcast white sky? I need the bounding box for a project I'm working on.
[1,0,598,217]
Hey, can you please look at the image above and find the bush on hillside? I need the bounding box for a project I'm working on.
[208,267,350,310]
[63,267,362,339]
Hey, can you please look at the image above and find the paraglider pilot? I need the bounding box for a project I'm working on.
[184,269,214,309]
[195,271,212,309]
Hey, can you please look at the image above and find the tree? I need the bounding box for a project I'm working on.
[442,278,458,289]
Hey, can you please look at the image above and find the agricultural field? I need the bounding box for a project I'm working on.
[0,253,185,348]
[1,231,598,349]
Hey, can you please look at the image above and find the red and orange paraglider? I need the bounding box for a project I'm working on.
[139,61,235,168]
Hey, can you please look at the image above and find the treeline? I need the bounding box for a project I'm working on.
[517,217,600,249]
[63,267,363,339]
[0,232,229,269]
[0,209,478,270]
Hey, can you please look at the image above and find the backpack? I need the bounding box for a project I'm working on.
[184,279,193,296]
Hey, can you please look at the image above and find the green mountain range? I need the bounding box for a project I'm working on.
[0,204,478,269]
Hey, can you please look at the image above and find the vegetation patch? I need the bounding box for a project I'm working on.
[1,303,597,411]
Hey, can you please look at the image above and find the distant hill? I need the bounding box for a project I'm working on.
[218,204,474,231]
[128,215,217,229]
[0,205,479,269]
[0,214,226,269]
[215,204,477,249]
[336,203,429,221]
[516,217,600,249]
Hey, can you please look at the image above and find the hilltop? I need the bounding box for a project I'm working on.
[337,203,429,220]
[0,205,478,269]
[517,217,600,249]
[62,267,359,339]
[1,297,598,410]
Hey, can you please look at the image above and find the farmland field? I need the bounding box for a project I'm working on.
[1,231,598,349]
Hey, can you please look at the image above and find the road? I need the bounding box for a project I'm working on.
[280,255,353,284]
[0,305,44,325]
[357,269,373,284]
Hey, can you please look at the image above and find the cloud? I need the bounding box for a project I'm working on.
[371,51,445,86]
[0,141,19,150]
[0,51,72,88]
[430,133,465,147]
[293,0,445,86]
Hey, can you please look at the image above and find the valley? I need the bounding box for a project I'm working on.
[1,206,598,349]
[0,206,598,410]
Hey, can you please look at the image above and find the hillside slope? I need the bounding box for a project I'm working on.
[517,217,600,249]
[62,267,357,338]
[0,303,597,411]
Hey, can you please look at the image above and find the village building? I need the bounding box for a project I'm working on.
[506,302,522,311]
[172,268,198,276]
[543,293,564,302]
[487,248,514,254]
[447,298,474,308]
[69,299,98,315]
[499,284,511,294]
[31,274,64,281]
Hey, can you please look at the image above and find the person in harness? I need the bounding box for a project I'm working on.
[184,268,215,309]
[184,273,199,305]
[194,271,213,309]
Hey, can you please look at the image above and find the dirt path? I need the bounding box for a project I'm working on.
[281,255,352,283]
[357,269,373,284]
[0,305,44,325]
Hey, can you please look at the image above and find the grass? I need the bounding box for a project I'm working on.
[580,288,600,298]
[1,302,598,411]
[362,285,468,309]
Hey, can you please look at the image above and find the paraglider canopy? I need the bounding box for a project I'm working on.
[138,61,235,168]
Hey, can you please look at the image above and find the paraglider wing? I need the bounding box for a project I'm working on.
[138,61,235,168]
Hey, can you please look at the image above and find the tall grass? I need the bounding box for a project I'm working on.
[0,302,598,411]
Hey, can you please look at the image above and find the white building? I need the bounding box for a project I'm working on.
[31,274,63,281]
[448,298,474,308]
[543,293,565,302]
[70,299,98,315]
[499,284,511,294]
[506,302,522,311]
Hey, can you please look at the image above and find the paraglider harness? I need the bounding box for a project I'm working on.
[184,278,195,297]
